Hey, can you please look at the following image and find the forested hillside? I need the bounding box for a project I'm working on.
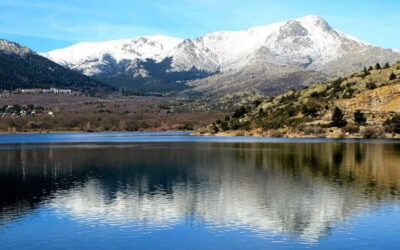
[0,40,115,95]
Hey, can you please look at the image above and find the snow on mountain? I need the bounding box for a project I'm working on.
[42,15,400,94]
[42,35,183,75]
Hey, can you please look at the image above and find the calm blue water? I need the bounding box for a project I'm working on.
[0,132,399,249]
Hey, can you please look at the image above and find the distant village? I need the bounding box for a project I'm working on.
[19,88,72,94]
[0,104,54,117]
[0,88,73,97]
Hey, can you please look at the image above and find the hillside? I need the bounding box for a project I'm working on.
[0,40,115,94]
[42,15,400,96]
[202,62,400,138]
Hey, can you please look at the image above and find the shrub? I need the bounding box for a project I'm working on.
[267,129,283,138]
[343,88,356,99]
[252,99,263,107]
[375,63,381,70]
[384,116,400,134]
[260,117,285,130]
[366,82,377,90]
[233,131,245,136]
[343,123,359,134]
[303,126,326,136]
[196,127,210,134]
[178,123,194,131]
[283,106,296,117]
[302,104,318,118]
[331,107,347,128]
[354,110,367,125]
[216,119,229,131]
[232,106,248,118]
[361,126,385,139]
[211,123,220,133]
[310,91,322,98]
[389,72,397,81]
[332,77,344,86]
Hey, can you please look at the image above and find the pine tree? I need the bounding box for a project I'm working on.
[368,66,374,71]
[363,67,370,77]
[232,106,248,118]
[375,63,381,70]
[331,107,347,127]
[384,62,390,69]
[354,110,366,125]
[389,72,397,80]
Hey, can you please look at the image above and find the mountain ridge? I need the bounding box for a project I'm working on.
[42,15,400,95]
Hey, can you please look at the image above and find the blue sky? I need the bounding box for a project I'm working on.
[1,0,399,52]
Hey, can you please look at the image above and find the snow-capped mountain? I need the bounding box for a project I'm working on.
[43,35,183,75]
[42,15,400,94]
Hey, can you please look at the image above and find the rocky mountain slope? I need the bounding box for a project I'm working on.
[43,15,400,96]
[202,62,400,138]
[0,40,115,94]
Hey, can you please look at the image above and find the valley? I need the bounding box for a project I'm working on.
[1,15,400,135]
[0,93,225,133]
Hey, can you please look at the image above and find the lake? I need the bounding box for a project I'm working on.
[0,132,400,249]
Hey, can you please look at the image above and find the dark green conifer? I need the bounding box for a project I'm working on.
[331,107,347,127]
[354,110,366,125]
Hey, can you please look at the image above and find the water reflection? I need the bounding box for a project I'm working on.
[0,142,399,242]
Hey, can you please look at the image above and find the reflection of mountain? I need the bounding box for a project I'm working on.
[0,142,399,241]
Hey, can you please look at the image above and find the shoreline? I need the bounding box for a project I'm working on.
[0,130,191,135]
[1,129,399,140]
[193,128,400,140]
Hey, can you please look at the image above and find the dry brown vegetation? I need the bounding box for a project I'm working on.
[202,62,400,139]
[0,93,226,133]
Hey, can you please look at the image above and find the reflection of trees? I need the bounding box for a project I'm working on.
[211,142,400,198]
[0,142,400,240]
[0,146,91,224]
[0,143,197,225]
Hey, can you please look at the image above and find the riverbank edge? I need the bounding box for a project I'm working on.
[0,129,190,135]
[193,127,400,140]
[0,129,398,140]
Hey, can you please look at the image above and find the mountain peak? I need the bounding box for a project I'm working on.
[294,15,332,32]
[0,39,33,56]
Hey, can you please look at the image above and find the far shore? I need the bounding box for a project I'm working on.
[0,129,188,135]
[0,129,399,140]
